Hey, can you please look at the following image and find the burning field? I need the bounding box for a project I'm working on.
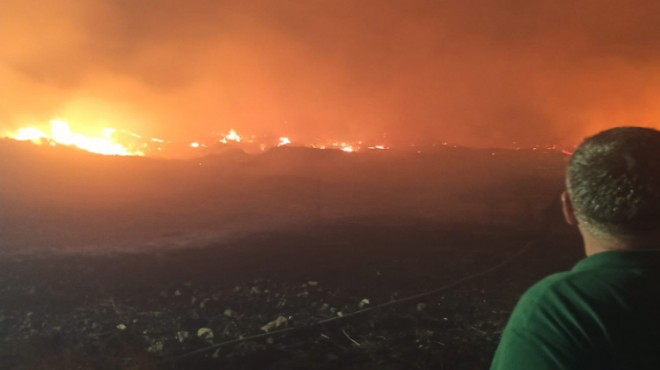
[0,139,582,369]
[0,138,567,253]
[3,1,658,368]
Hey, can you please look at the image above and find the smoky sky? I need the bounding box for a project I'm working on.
[2,0,660,147]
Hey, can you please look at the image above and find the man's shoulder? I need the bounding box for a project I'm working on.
[495,257,660,370]
[490,270,600,370]
[513,269,605,319]
[520,271,575,304]
[521,262,624,300]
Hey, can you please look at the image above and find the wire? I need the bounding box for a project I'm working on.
[159,231,548,364]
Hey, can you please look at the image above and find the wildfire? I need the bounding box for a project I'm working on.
[328,142,355,153]
[219,129,241,144]
[7,122,572,158]
[4,120,143,156]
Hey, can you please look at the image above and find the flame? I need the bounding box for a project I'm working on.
[219,129,241,144]
[4,119,143,156]
[12,127,49,142]
[3,120,573,158]
[330,142,355,153]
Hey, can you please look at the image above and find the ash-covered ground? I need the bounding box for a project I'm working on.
[0,141,582,369]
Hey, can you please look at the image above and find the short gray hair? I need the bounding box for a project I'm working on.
[567,127,660,238]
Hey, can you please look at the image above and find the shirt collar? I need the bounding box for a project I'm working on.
[572,249,660,272]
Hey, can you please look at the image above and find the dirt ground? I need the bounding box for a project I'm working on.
[0,220,583,370]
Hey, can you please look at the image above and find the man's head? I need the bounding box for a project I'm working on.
[563,127,660,250]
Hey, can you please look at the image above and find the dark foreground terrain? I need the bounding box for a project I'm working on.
[0,220,582,370]
[0,141,576,369]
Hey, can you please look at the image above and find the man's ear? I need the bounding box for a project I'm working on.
[561,191,578,226]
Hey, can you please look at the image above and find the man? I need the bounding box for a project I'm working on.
[491,127,660,369]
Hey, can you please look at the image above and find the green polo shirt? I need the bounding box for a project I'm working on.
[491,250,660,370]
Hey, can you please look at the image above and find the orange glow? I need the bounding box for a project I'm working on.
[3,2,660,150]
[278,137,291,146]
[4,120,143,156]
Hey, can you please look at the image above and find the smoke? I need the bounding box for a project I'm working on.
[2,0,660,147]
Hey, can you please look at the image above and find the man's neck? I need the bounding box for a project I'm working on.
[579,225,660,256]
[580,226,630,256]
